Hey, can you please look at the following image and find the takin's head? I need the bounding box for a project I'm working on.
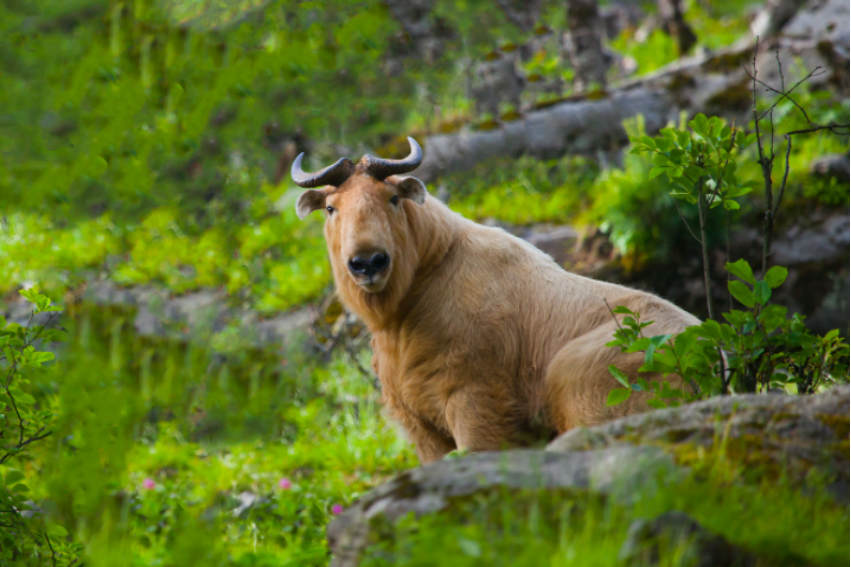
[292,137,428,303]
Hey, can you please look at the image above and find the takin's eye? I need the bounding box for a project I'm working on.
[390,195,399,206]
[326,205,335,214]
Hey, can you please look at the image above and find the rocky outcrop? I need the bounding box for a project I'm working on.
[549,384,849,500]
[1,280,313,354]
[409,0,848,183]
[327,386,849,567]
[327,445,678,567]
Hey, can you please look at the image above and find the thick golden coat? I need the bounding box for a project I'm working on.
[316,175,699,463]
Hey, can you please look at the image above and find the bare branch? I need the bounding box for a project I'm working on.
[741,64,826,124]
[45,532,57,567]
[773,134,793,217]
[603,298,626,335]
[673,198,703,244]
[0,429,53,465]
[785,123,850,136]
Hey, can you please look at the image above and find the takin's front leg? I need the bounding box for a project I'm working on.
[444,386,521,453]
[393,409,457,464]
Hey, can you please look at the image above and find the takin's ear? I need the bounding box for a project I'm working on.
[295,186,333,220]
[388,176,428,205]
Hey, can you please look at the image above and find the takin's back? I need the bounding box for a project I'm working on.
[372,194,700,460]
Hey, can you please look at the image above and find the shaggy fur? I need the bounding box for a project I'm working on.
[300,172,700,463]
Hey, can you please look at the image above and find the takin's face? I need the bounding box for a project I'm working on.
[296,173,427,294]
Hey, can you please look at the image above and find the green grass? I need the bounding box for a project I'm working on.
[12,304,414,566]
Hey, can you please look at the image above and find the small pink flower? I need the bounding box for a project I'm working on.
[331,504,343,515]
[278,477,292,490]
[143,478,156,490]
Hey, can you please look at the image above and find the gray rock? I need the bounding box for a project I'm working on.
[328,446,677,567]
[771,213,849,266]
[811,154,850,183]
[3,278,316,354]
[328,387,849,566]
[548,386,850,501]
[782,0,850,48]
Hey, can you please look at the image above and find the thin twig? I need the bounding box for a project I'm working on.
[603,298,626,334]
[45,533,57,567]
[673,199,702,244]
[769,108,775,162]
[773,134,793,217]
[785,123,850,136]
[741,64,826,124]
[0,430,53,465]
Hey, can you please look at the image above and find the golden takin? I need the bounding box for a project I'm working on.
[293,138,699,463]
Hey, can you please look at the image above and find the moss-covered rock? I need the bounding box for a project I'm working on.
[548,386,849,500]
[328,387,849,566]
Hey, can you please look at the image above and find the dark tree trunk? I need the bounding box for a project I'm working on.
[657,0,697,55]
[564,0,610,91]
[494,0,542,33]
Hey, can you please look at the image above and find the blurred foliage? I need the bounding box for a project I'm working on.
[6,303,414,565]
[2,0,846,305]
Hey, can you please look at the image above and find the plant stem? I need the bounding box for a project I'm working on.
[695,177,715,320]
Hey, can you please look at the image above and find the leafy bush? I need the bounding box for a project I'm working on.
[606,259,849,408]
[606,87,849,407]
[1,289,80,565]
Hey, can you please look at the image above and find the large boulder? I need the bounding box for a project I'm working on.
[327,387,849,566]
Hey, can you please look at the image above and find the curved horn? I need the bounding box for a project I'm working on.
[290,153,355,188]
[360,137,423,181]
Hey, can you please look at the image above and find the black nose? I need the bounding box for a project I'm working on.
[348,253,389,278]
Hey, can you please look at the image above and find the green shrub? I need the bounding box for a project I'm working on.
[1,289,81,565]
[606,260,849,408]
[606,101,849,406]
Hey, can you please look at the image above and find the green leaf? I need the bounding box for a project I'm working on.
[652,153,672,166]
[648,166,667,180]
[646,398,667,410]
[607,365,631,388]
[625,337,653,353]
[606,388,632,407]
[645,343,657,366]
[611,306,635,315]
[725,259,756,284]
[722,199,740,210]
[674,330,698,356]
[655,137,674,152]
[729,280,756,308]
[753,281,771,306]
[14,392,36,405]
[5,471,25,485]
[47,524,69,538]
[764,266,788,289]
[688,113,709,136]
[698,320,723,340]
